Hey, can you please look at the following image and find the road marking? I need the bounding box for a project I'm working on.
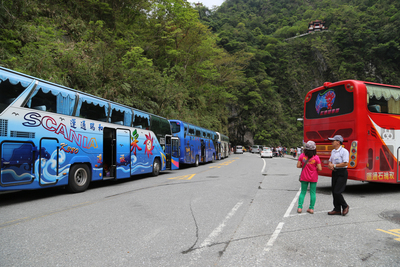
[377,229,400,241]
[264,222,284,252]
[190,201,243,264]
[168,174,196,180]
[261,187,301,254]
[287,209,334,217]
[261,159,267,175]
[284,187,301,218]
[209,159,236,168]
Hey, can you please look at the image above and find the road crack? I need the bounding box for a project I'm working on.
[181,201,199,254]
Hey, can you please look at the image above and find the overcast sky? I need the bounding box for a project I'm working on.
[187,0,225,9]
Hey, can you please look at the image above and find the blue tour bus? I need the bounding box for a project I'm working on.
[216,132,230,159]
[169,120,217,166]
[0,67,179,192]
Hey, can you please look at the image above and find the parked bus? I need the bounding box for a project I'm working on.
[169,120,216,166]
[303,80,400,184]
[0,67,179,192]
[216,132,230,159]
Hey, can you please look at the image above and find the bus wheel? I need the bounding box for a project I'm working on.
[195,155,199,167]
[152,158,160,176]
[67,164,90,193]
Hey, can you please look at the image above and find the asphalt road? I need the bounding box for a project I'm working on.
[1,153,400,266]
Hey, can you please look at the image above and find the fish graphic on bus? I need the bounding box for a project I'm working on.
[315,89,338,115]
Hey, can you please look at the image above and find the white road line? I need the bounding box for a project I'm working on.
[261,159,267,175]
[284,187,301,218]
[264,222,284,252]
[189,201,243,264]
[261,187,301,256]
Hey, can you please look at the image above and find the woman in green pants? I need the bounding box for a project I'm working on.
[297,141,322,214]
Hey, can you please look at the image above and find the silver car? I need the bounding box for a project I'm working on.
[251,145,261,153]
[235,145,243,154]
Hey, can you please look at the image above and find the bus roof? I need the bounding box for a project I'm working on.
[0,66,168,121]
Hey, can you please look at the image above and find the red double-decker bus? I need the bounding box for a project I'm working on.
[303,80,400,184]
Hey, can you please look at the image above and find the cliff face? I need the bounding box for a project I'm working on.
[201,0,400,146]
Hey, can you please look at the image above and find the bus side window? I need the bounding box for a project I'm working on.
[133,112,150,129]
[0,78,29,114]
[388,98,400,114]
[77,97,108,121]
[368,96,388,113]
[368,105,381,112]
[111,108,125,125]
[26,88,56,113]
[33,105,47,111]
[110,106,132,127]
[25,84,76,115]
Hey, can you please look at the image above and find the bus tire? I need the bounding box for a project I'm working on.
[195,155,199,167]
[152,158,160,176]
[67,164,90,193]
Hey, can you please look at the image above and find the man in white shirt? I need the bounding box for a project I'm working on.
[327,135,350,216]
[297,147,302,158]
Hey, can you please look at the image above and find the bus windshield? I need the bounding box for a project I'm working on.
[170,121,181,133]
[305,85,354,119]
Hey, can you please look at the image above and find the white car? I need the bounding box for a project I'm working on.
[260,147,273,158]
[235,145,243,154]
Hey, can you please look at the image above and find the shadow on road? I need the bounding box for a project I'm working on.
[317,181,400,196]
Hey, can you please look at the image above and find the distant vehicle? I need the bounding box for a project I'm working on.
[216,132,230,159]
[235,145,243,154]
[261,147,273,158]
[251,145,261,153]
[169,119,216,166]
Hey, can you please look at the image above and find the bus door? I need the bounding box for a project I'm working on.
[165,135,171,168]
[200,139,206,162]
[185,140,191,163]
[165,135,179,170]
[0,141,35,186]
[191,143,195,163]
[215,143,220,160]
[39,138,60,186]
[116,129,131,179]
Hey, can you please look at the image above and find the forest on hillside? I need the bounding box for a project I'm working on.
[1,0,400,147]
